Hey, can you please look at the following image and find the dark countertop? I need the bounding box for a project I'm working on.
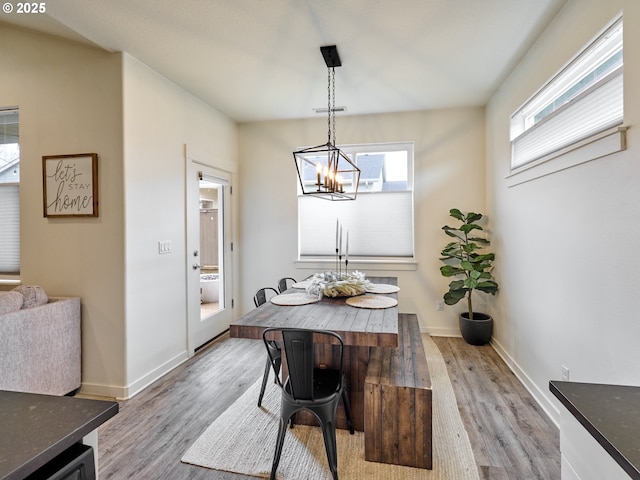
[550,380,640,480]
[0,390,118,480]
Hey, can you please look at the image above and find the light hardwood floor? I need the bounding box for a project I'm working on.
[432,337,560,479]
[97,333,560,479]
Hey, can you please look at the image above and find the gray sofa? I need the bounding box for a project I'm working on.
[0,295,81,396]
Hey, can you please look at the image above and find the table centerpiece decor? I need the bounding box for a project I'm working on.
[306,271,373,298]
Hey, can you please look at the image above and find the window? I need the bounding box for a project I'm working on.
[298,142,414,261]
[510,16,623,170]
[0,108,20,275]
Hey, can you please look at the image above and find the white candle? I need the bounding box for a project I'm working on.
[339,225,342,256]
[336,219,339,252]
[346,231,349,261]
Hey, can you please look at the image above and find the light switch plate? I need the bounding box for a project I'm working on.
[158,240,172,254]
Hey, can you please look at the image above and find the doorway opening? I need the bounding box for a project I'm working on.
[198,178,224,319]
[186,156,232,355]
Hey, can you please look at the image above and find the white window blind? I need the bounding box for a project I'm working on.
[299,191,414,258]
[511,73,623,168]
[0,185,20,274]
[510,15,623,170]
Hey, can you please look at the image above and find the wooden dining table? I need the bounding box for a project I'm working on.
[229,276,399,432]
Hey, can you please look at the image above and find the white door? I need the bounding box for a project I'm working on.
[186,156,233,354]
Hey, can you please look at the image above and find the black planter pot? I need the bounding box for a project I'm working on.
[459,312,493,345]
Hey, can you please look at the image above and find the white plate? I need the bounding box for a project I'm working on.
[366,284,400,294]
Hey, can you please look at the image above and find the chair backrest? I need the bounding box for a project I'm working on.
[254,287,279,307]
[262,328,344,401]
[277,277,297,294]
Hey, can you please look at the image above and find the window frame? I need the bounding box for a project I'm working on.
[296,141,416,269]
[0,107,20,281]
[508,15,624,180]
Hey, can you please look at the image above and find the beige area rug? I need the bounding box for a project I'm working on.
[181,334,479,480]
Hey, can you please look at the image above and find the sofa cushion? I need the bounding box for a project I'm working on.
[12,285,48,309]
[0,291,24,315]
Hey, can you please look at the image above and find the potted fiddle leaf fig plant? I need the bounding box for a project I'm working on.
[440,208,498,345]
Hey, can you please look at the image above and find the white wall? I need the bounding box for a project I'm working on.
[0,24,238,400]
[486,0,640,423]
[0,24,127,392]
[238,108,486,335]
[122,55,238,398]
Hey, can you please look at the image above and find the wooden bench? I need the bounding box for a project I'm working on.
[364,313,432,469]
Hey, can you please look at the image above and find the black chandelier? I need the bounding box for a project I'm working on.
[294,45,360,201]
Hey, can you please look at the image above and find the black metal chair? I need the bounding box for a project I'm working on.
[253,287,278,308]
[277,277,297,293]
[262,327,354,480]
[254,287,280,407]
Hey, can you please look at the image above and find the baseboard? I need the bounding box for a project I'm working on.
[490,336,560,427]
[78,382,123,401]
[78,350,190,401]
[123,350,190,400]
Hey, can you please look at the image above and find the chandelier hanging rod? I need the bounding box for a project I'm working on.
[293,44,360,201]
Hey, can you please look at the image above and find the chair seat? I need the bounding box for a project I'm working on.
[283,369,342,404]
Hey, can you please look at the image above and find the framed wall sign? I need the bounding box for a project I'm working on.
[42,153,99,217]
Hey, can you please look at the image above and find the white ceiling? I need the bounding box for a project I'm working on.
[2,0,567,123]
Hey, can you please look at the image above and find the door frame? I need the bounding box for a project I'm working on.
[185,151,234,356]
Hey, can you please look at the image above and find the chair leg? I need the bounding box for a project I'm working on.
[341,382,355,434]
[273,357,281,384]
[270,415,289,480]
[320,419,339,480]
[258,356,271,407]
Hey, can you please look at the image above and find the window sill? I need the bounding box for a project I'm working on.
[506,125,628,187]
[295,258,417,272]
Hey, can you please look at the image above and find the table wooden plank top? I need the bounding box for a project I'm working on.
[230,276,399,348]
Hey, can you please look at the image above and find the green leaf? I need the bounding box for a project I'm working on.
[462,243,479,253]
[465,275,480,287]
[449,208,464,221]
[460,260,474,271]
[440,265,464,277]
[460,223,482,234]
[443,226,464,240]
[444,230,463,240]
[444,289,466,305]
[440,242,460,255]
[468,236,490,245]
[466,212,482,223]
[474,253,495,262]
[476,281,498,295]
